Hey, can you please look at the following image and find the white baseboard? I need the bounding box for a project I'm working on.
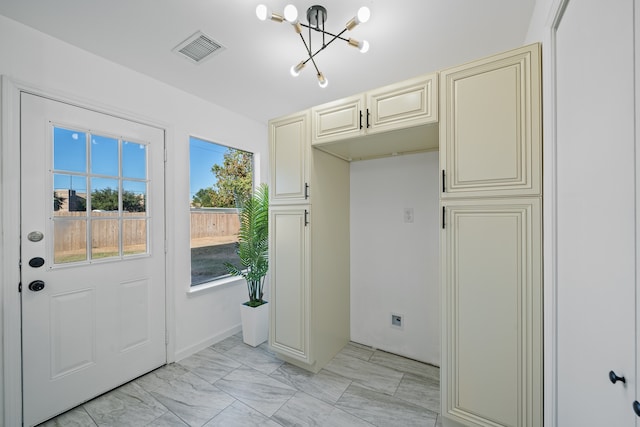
[173,324,242,362]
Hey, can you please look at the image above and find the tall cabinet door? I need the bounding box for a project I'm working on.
[270,111,310,205]
[440,44,541,198]
[441,199,542,427]
[269,205,311,364]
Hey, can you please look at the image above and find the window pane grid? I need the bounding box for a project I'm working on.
[52,124,149,265]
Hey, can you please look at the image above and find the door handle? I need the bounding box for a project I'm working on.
[609,370,626,384]
[28,280,45,292]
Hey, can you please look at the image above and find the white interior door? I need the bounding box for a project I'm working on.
[555,0,637,425]
[20,93,166,426]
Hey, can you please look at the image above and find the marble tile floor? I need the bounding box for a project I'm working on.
[40,335,442,427]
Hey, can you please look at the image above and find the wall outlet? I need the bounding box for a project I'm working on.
[403,208,414,223]
[391,313,403,328]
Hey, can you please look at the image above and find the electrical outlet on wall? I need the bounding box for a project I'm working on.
[391,313,403,329]
[403,208,414,223]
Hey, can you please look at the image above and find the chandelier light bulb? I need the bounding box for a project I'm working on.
[348,38,370,53]
[317,72,328,88]
[256,4,268,21]
[357,7,371,24]
[284,4,298,23]
[256,4,283,22]
[290,61,305,77]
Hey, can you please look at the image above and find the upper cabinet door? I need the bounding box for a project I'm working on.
[366,73,438,135]
[311,94,365,145]
[270,111,310,204]
[440,44,541,198]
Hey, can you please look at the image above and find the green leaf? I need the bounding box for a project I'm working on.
[225,183,269,304]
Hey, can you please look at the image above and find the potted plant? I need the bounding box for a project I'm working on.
[225,183,269,346]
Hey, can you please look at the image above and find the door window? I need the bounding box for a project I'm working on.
[52,126,149,264]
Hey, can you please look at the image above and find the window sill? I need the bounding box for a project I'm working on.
[188,275,244,295]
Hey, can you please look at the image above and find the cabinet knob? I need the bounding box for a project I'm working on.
[609,370,626,384]
[633,401,640,417]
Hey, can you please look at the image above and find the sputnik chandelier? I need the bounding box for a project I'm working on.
[256,4,371,88]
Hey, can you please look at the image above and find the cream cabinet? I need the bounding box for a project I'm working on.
[440,43,542,427]
[269,205,311,363]
[440,198,542,427]
[269,111,310,205]
[311,94,364,144]
[440,44,541,199]
[268,111,350,373]
[311,73,438,146]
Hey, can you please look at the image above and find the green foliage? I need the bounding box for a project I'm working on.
[224,183,269,306]
[91,188,145,212]
[191,148,253,208]
[53,194,66,211]
[211,148,253,208]
[191,187,216,208]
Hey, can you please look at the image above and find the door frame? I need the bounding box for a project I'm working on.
[0,76,175,426]
[541,2,566,426]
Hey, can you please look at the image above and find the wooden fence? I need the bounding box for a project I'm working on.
[190,209,240,240]
[53,209,240,253]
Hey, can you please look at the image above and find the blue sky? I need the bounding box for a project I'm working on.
[53,126,147,196]
[189,137,227,200]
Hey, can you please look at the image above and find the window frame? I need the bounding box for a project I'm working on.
[187,135,254,289]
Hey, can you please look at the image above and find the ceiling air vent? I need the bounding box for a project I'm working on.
[173,31,225,64]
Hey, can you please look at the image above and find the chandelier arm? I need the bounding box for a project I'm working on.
[297,34,321,75]
[300,26,349,72]
[298,33,313,58]
[299,23,350,43]
[322,15,326,46]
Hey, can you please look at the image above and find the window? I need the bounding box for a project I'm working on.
[189,137,253,286]
[52,126,148,264]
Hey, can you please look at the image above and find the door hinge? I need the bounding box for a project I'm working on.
[442,206,446,229]
[442,170,446,193]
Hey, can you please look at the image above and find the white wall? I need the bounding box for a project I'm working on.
[0,14,268,422]
[350,151,440,366]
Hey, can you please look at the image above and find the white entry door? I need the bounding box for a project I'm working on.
[20,93,166,426]
[555,0,637,425]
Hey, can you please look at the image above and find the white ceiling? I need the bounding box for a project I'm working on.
[0,0,536,124]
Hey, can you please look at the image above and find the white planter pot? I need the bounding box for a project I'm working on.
[240,302,269,347]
